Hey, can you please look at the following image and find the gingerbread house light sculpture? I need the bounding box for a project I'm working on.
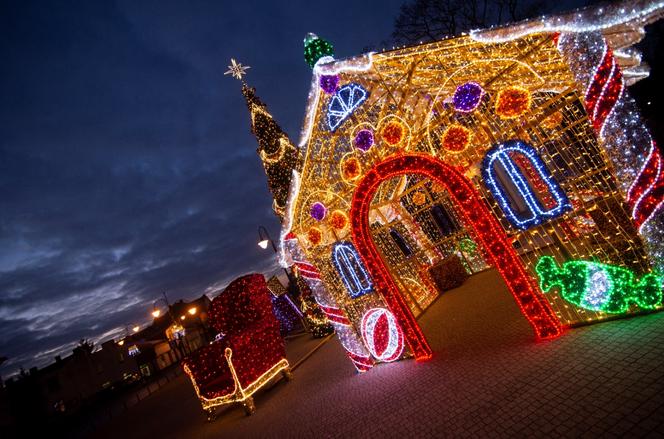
[238,0,664,372]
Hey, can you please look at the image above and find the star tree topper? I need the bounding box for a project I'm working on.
[224,58,250,80]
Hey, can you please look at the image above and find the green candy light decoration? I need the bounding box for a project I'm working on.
[304,33,334,68]
[536,256,663,313]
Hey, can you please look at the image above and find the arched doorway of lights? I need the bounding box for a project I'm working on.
[349,152,563,360]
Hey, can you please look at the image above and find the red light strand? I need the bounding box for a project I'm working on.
[627,141,664,231]
[350,153,563,361]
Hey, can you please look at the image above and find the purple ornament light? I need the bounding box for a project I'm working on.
[452,82,484,113]
[354,129,374,152]
[319,75,340,94]
[310,202,327,221]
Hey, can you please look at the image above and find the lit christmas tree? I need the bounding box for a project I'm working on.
[225,58,301,219]
[295,274,334,338]
[242,84,301,218]
[227,59,333,337]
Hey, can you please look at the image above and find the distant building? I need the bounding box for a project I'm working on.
[4,339,139,420]
[3,294,212,422]
[126,294,212,377]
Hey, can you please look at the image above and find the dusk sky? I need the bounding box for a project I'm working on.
[1,0,658,379]
[0,0,412,379]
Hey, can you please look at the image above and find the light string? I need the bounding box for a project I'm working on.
[284,235,374,372]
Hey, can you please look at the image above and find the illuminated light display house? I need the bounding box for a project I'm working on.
[240,0,664,372]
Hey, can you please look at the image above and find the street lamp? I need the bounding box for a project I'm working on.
[152,292,177,325]
[258,225,297,282]
[116,325,131,346]
[152,292,187,359]
[132,325,140,333]
[257,225,301,302]
[257,225,279,252]
[183,305,210,345]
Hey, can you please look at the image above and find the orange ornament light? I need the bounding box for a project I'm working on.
[329,210,348,230]
[341,156,362,181]
[542,110,563,129]
[412,191,427,206]
[441,124,471,153]
[307,227,323,246]
[495,86,531,119]
[381,121,404,146]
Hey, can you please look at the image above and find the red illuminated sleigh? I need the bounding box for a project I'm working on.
[182,274,292,420]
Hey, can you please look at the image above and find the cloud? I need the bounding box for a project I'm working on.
[0,0,408,378]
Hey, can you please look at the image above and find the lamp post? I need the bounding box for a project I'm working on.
[152,292,186,359]
[152,292,176,323]
[258,226,300,298]
[116,325,132,346]
[258,225,278,253]
[181,306,210,348]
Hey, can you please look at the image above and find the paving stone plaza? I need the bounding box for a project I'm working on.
[97,269,664,438]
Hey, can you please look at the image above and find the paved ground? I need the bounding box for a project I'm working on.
[95,269,664,438]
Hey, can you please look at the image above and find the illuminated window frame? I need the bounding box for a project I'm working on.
[482,140,572,230]
[332,241,373,298]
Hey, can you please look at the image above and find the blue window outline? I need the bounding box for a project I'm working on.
[332,241,373,299]
[327,83,369,132]
[482,140,572,230]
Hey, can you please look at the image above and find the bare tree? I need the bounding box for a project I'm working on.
[391,0,545,46]
[76,338,94,354]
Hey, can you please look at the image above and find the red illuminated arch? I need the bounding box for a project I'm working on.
[350,153,563,361]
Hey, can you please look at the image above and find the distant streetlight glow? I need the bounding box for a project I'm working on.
[118,339,125,346]
[188,307,197,315]
[132,325,140,333]
[258,239,269,249]
[180,315,185,320]
[152,309,161,318]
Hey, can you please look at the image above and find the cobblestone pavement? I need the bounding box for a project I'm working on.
[97,269,664,438]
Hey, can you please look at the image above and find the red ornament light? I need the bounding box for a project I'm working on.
[512,154,556,209]
[361,308,404,363]
[350,153,563,361]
